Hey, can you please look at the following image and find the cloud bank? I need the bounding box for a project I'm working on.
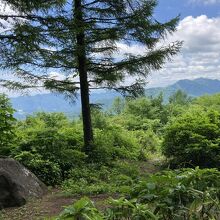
[147,15,220,87]
[189,0,220,5]
[0,1,18,33]
[115,15,220,87]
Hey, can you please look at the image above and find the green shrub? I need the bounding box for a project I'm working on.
[55,197,103,220]
[124,114,162,132]
[15,151,62,185]
[106,197,158,220]
[193,93,220,112]
[110,97,125,115]
[134,129,161,158]
[62,165,116,195]
[124,96,164,120]
[169,90,192,105]
[12,113,86,185]
[91,108,108,130]
[90,127,140,163]
[130,168,220,219]
[62,162,140,196]
[162,108,220,168]
[62,179,116,195]
[0,94,16,156]
[111,160,140,179]
[12,111,142,185]
[57,168,220,220]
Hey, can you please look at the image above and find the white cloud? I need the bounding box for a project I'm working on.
[149,15,220,87]
[0,1,18,33]
[116,42,145,57]
[48,72,66,80]
[114,15,220,87]
[189,0,220,5]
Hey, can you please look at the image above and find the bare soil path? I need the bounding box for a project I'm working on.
[1,191,114,220]
[1,159,162,220]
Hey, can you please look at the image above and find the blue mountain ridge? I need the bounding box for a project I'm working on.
[11,78,220,119]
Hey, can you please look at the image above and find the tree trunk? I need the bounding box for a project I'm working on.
[74,0,93,154]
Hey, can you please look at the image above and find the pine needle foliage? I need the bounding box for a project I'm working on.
[0,0,181,152]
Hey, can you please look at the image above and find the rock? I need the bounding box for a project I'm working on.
[0,158,47,209]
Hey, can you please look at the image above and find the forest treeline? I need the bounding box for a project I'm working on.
[1,90,220,219]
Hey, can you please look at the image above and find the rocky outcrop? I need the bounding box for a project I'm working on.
[0,158,47,209]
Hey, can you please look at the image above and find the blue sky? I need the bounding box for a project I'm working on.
[155,0,220,20]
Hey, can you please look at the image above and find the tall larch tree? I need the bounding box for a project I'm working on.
[0,0,182,154]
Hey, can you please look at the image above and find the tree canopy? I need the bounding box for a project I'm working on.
[0,0,181,153]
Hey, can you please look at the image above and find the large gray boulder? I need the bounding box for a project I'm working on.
[0,158,47,209]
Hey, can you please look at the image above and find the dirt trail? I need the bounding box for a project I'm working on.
[1,192,113,220]
[1,160,161,220]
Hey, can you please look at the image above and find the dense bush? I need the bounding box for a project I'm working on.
[54,197,104,220]
[110,97,125,115]
[91,127,141,163]
[15,151,62,186]
[169,89,192,106]
[2,91,220,219]
[12,112,86,185]
[124,95,168,125]
[0,94,16,156]
[113,91,192,129]
[124,96,163,119]
[11,110,148,185]
[89,107,147,163]
[62,161,141,196]
[55,168,220,220]
[162,108,220,168]
[130,168,220,219]
[3,92,219,189]
[193,93,220,112]
[134,129,161,156]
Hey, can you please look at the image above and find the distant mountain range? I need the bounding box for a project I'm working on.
[12,91,120,119]
[11,78,220,119]
[146,78,220,98]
